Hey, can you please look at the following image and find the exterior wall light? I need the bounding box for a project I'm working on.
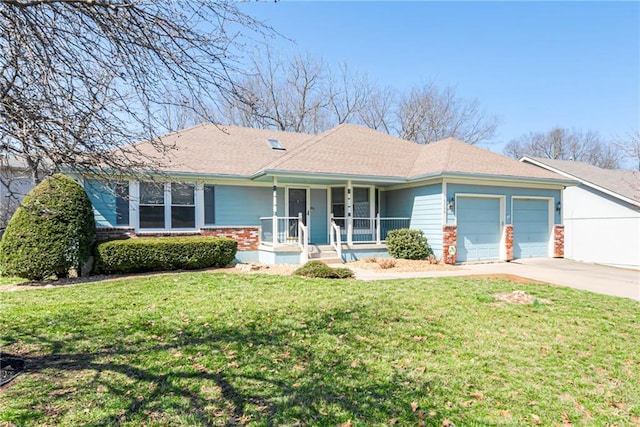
[448,197,455,211]
[556,201,561,213]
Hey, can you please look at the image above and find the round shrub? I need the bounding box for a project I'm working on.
[385,228,432,260]
[294,260,354,279]
[0,174,96,280]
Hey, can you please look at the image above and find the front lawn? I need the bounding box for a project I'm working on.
[1,272,638,426]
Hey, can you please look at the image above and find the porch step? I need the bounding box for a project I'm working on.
[308,244,343,263]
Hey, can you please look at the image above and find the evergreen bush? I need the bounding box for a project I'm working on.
[0,174,96,280]
[385,228,432,260]
[93,236,237,274]
[293,260,354,279]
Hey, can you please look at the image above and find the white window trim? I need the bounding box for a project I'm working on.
[134,181,201,232]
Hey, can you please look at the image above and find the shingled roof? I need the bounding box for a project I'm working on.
[125,123,569,184]
[522,157,640,205]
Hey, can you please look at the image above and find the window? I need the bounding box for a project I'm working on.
[171,183,195,228]
[115,182,129,226]
[139,182,165,229]
[331,187,345,227]
[353,187,371,229]
[204,184,215,225]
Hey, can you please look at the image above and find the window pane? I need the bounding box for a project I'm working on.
[140,206,165,228]
[140,182,164,205]
[171,206,195,228]
[354,187,369,203]
[171,183,194,205]
[115,182,129,226]
[354,188,370,219]
[204,185,215,225]
[331,187,344,204]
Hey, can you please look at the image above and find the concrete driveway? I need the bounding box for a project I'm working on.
[350,258,640,301]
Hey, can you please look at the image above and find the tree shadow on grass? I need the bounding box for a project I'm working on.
[2,306,446,426]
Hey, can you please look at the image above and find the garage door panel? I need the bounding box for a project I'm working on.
[513,199,549,259]
[457,197,501,262]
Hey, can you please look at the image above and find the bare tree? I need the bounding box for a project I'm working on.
[615,130,640,171]
[219,49,331,133]
[355,85,394,134]
[504,127,622,169]
[217,52,499,144]
[395,83,500,145]
[0,0,267,186]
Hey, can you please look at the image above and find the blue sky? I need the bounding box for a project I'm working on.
[238,1,639,153]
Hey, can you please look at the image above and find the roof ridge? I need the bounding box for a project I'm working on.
[411,137,459,176]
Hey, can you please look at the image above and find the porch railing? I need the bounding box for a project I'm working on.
[260,215,410,246]
[329,219,342,261]
[259,216,302,246]
[298,214,309,264]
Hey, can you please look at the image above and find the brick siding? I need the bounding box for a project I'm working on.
[95,226,260,251]
[201,227,260,251]
[553,224,565,258]
[442,225,457,265]
[504,224,514,261]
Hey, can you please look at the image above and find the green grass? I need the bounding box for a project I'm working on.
[1,272,638,426]
[0,275,27,286]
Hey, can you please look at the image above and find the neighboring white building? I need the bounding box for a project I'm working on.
[522,157,640,270]
[0,156,36,230]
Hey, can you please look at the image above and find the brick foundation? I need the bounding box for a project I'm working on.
[95,227,135,241]
[504,224,514,261]
[442,225,457,265]
[201,227,260,251]
[553,224,564,258]
[95,226,260,251]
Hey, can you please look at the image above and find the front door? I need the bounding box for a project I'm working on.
[288,188,307,238]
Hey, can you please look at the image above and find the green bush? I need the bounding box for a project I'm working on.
[93,236,237,274]
[0,174,96,280]
[385,228,432,260]
[294,260,354,279]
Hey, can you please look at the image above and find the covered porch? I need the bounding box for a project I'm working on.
[255,177,410,264]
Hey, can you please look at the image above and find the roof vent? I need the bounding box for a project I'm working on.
[267,139,285,150]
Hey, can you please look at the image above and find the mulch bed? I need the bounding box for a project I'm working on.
[0,353,25,387]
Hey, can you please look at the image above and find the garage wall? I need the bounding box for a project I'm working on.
[445,184,561,226]
[384,184,443,257]
[564,185,640,269]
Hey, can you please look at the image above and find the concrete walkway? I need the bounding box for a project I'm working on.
[347,258,640,301]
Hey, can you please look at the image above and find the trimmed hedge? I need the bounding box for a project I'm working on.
[0,174,96,280]
[94,236,237,274]
[294,260,354,279]
[385,228,432,260]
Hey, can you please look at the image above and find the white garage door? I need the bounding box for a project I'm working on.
[513,198,550,258]
[457,197,502,262]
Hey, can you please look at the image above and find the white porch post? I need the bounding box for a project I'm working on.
[272,177,278,246]
[347,180,353,245]
[129,181,139,231]
[376,213,381,244]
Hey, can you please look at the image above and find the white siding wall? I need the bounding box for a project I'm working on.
[564,185,640,269]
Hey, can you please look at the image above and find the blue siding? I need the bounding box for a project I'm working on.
[456,197,501,262]
[310,188,328,243]
[446,184,561,225]
[85,180,117,227]
[215,185,276,226]
[513,199,550,258]
[384,184,443,257]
